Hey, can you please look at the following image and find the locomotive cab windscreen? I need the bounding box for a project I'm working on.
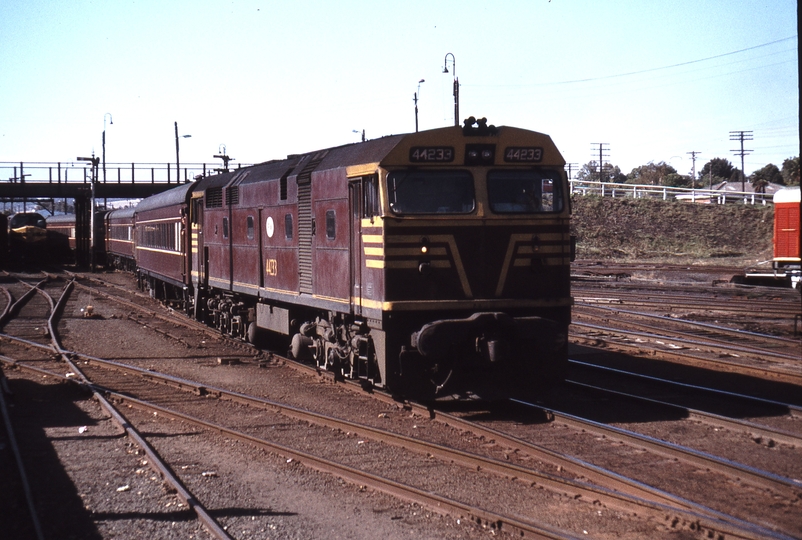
[387,170,475,214]
[487,169,564,214]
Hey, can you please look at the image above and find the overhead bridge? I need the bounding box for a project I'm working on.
[0,160,247,202]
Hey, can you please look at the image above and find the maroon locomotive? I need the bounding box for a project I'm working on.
[107,119,574,398]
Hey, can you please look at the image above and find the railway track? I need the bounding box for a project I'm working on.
[1,307,789,539]
[0,275,234,539]
[566,371,802,448]
[569,292,802,388]
[3,268,800,538]
[574,303,799,354]
[572,282,802,319]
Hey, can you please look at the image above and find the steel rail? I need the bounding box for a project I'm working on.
[9,357,782,540]
[510,398,802,495]
[1,353,580,539]
[1,286,788,536]
[47,279,234,540]
[572,288,801,316]
[572,310,800,362]
[566,379,802,448]
[0,277,49,327]
[68,278,259,355]
[569,324,802,386]
[568,359,802,419]
[36,274,800,536]
[572,318,797,363]
[99,389,583,540]
[0,287,12,322]
[1,334,787,538]
[5,346,727,516]
[574,302,801,346]
[49,349,769,527]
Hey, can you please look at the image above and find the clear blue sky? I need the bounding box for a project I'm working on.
[0,0,798,177]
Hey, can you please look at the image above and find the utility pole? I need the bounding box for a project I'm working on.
[414,79,425,132]
[591,143,609,183]
[686,151,700,188]
[729,131,753,192]
[565,163,578,181]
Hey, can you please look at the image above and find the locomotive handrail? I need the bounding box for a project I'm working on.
[569,179,776,205]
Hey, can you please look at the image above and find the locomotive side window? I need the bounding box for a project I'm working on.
[325,210,336,240]
[246,216,254,240]
[388,170,474,214]
[285,213,293,240]
[191,198,201,225]
[363,175,379,218]
[487,169,563,213]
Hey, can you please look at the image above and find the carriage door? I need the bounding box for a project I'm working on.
[349,180,363,316]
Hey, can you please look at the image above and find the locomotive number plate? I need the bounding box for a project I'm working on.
[504,147,543,162]
[409,146,454,162]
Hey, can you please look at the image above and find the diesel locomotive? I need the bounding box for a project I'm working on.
[63,119,576,398]
[7,212,48,260]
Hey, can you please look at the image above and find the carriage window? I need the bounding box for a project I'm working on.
[388,170,474,214]
[487,169,563,213]
[325,210,336,240]
[246,216,254,239]
[285,213,293,240]
[222,217,229,238]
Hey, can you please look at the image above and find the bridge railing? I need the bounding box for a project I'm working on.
[1,161,252,186]
[569,180,774,205]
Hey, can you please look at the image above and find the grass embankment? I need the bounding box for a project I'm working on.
[570,195,774,265]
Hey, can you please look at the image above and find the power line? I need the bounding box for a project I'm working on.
[471,36,797,88]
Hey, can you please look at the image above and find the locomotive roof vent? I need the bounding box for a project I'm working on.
[462,116,498,137]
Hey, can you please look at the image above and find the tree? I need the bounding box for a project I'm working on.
[627,161,677,186]
[575,161,597,182]
[698,157,735,188]
[699,158,735,181]
[781,157,800,186]
[575,161,625,183]
[749,163,783,192]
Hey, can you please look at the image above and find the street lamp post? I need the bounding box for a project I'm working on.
[414,79,425,132]
[102,113,113,184]
[443,53,459,127]
[175,121,191,183]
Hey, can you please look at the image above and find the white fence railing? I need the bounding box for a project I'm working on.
[569,180,774,205]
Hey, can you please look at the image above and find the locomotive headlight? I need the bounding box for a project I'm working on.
[467,150,479,159]
[420,236,429,254]
[481,149,493,160]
